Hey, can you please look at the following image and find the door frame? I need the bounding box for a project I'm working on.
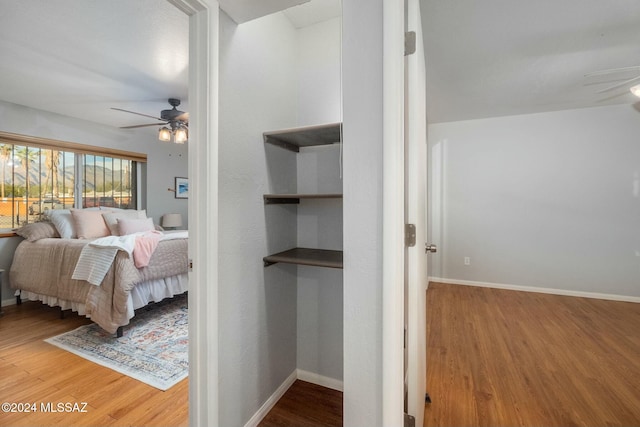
[404,0,428,424]
[382,0,406,425]
[167,0,219,426]
[172,0,410,425]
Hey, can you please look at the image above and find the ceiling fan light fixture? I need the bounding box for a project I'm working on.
[114,99,188,143]
[174,126,188,144]
[158,127,172,142]
[630,84,640,98]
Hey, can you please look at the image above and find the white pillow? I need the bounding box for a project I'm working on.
[47,209,75,239]
[118,217,154,235]
[102,210,147,235]
[71,209,110,239]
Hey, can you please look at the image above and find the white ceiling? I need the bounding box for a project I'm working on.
[282,0,341,28]
[0,0,190,131]
[0,0,639,131]
[219,0,308,24]
[422,0,640,123]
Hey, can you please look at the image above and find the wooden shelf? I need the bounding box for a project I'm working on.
[263,248,343,269]
[263,123,344,270]
[263,123,342,152]
[264,193,343,204]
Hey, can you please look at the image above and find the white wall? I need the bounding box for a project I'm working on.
[296,144,343,383]
[218,11,299,426]
[145,141,189,229]
[296,17,342,127]
[0,100,188,306]
[342,0,385,425]
[428,103,640,298]
[295,16,344,386]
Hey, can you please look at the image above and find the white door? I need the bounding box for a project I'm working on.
[404,0,428,425]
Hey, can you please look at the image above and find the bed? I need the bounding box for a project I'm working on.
[9,213,189,337]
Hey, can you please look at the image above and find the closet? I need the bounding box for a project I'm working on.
[262,118,345,392]
[216,2,344,424]
[263,122,343,269]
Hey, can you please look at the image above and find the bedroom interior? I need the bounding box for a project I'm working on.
[1,1,639,427]
[1,0,348,426]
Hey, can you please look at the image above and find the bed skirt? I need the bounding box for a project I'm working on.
[14,273,189,322]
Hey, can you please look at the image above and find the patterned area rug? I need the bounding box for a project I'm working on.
[45,294,188,391]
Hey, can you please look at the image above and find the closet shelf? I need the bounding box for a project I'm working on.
[264,193,343,204]
[263,248,343,269]
[263,122,342,152]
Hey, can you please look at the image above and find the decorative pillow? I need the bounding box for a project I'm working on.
[71,209,110,239]
[15,222,60,241]
[102,210,147,235]
[118,217,155,235]
[46,209,76,239]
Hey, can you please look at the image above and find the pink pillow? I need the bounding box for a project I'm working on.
[102,209,147,235]
[70,209,110,239]
[118,217,155,235]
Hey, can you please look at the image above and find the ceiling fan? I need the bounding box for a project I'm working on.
[112,98,189,143]
[584,65,640,97]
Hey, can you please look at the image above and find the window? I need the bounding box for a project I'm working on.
[81,155,136,210]
[0,132,146,230]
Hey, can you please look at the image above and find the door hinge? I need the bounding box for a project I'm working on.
[404,413,416,427]
[188,259,193,272]
[405,224,416,247]
[405,31,416,56]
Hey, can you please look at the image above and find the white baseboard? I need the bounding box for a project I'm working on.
[244,370,297,427]
[1,298,16,308]
[296,369,344,392]
[429,277,640,303]
[245,369,344,427]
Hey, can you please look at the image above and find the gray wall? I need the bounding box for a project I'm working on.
[296,145,343,383]
[218,11,299,426]
[295,16,344,385]
[0,100,188,307]
[428,103,640,298]
[343,0,385,425]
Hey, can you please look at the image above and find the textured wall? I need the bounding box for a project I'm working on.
[428,103,640,298]
[342,0,385,424]
[295,16,344,386]
[218,11,299,426]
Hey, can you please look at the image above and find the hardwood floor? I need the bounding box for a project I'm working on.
[3,283,639,427]
[0,301,188,427]
[424,282,640,427]
[258,380,342,427]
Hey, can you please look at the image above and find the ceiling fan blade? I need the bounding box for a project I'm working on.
[120,123,167,129]
[175,112,189,121]
[595,74,640,94]
[584,65,640,78]
[111,107,164,121]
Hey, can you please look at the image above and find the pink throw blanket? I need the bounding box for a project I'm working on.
[133,230,163,268]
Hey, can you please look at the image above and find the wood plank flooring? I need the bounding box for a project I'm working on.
[258,380,342,427]
[424,282,640,427]
[2,283,639,427]
[0,301,188,427]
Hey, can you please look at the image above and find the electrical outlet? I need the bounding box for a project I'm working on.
[464,257,471,266]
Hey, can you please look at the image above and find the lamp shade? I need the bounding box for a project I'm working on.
[174,127,188,143]
[159,127,172,142]
[162,213,183,228]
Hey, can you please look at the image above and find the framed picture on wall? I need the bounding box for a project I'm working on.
[175,177,189,199]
